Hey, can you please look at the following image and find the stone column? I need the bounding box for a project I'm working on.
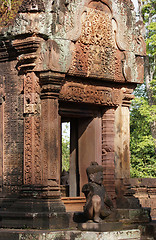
[114,87,134,180]
[101,108,116,201]
[114,87,142,209]
[114,105,130,179]
[39,71,66,209]
[23,72,42,186]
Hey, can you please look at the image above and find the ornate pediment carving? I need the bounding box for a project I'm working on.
[0,0,146,84]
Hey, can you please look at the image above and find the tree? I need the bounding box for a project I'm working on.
[142,0,156,141]
[130,87,156,177]
[62,123,70,171]
[130,0,156,178]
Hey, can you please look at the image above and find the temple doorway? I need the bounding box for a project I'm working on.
[59,102,102,200]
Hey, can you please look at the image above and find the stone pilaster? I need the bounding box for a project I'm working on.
[39,71,65,199]
[114,105,130,180]
[101,108,116,201]
[114,87,142,209]
[23,72,42,185]
[114,87,134,181]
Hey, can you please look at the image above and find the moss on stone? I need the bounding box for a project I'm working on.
[0,0,23,28]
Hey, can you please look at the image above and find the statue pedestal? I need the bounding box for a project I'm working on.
[78,222,123,232]
[75,208,151,232]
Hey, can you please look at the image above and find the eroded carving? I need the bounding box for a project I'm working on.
[59,82,121,106]
[69,5,115,79]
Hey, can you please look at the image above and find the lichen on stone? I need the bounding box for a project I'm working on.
[0,0,23,28]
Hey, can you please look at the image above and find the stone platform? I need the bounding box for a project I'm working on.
[0,221,156,240]
[0,229,141,240]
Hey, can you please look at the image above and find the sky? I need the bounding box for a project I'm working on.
[131,0,139,13]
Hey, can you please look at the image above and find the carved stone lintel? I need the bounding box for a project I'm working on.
[59,82,122,106]
[59,81,135,107]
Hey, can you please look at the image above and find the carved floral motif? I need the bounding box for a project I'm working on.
[24,73,42,185]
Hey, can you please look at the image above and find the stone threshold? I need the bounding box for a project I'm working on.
[0,229,141,240]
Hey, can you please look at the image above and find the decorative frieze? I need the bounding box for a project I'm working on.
[24,72,41,115]
[59,82,122,106]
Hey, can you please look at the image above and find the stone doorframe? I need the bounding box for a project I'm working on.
[38,71,133,206]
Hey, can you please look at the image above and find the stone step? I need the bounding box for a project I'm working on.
[0,229,141,240]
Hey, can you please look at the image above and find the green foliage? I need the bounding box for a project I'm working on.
[150,79,156,103]
[130,135,156,178]
[62,123,70,171]
[130,96,156,177]
[130,0,156,178]
[130,84,156,178]
[142,0,156,69]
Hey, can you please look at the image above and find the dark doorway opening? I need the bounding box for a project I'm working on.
[61,119,80,197]
[59,102,102,203]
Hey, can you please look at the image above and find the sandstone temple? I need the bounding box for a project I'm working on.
[0,0,155,239]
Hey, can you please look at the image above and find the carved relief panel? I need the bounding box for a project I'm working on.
[69,2,117,80]
[24,72,42,185]
[59,81,122,106]
[68,0,146,83]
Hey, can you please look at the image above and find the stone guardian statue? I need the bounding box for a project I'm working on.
[82,162,114,223]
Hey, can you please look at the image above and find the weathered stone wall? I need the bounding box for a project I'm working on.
[130,178,156,221]
[0,60,24,194]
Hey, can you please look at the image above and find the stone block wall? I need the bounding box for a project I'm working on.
[130,178,156,220]
[0,60,24,194]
